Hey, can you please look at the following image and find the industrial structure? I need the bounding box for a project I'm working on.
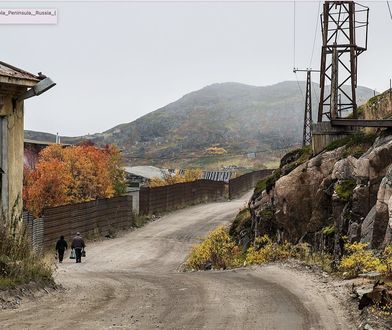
[0,61,55,222]
[293,68,319,146]
[318,1,369,122]
[311,1,392,153]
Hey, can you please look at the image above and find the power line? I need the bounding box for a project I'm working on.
[293,0,296,69]
[309,1,321,68]
[292,1,305,102]
[294,71,305,102]
[388,1,392,21]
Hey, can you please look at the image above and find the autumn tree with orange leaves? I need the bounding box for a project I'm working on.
[23,144,126,217]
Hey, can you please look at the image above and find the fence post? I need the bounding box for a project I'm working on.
[32,216,44,252]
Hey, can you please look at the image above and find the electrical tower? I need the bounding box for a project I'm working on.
[294,69,319,146]
[318,1,369,122]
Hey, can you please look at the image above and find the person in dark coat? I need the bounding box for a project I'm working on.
[71,232,85,263]
[55,235,68,263]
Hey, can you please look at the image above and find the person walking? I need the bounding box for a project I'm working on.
[71,232,85,263]
[55,235,68,263]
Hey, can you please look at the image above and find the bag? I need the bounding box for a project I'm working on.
[70,249,76,259]
[82,250,86,258]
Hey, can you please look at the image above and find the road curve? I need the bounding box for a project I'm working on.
[0,193,353,330]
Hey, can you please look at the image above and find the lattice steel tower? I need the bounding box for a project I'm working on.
[294,69,318,146]
[303,71,313,146]
[318,1,369,122]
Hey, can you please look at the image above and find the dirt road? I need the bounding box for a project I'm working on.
[0,193,353,329]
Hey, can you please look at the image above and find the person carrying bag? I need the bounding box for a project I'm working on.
[71,232,86,263]
[70,249,76,259]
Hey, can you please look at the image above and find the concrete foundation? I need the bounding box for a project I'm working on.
[126,188,140,215]
[312,122,357,155]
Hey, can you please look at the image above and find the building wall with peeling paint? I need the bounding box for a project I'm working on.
[0,92,25,221]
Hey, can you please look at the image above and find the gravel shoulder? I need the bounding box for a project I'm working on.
[0,193,355,329]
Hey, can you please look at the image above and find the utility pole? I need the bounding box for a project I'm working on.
[293,68,319,146]
[318,1,369,122]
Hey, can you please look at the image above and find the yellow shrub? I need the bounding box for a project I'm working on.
[305,252,334,273]
[380,245,392,276]
[245,235,292,265]
[291,242,311,260]
[149,169,202,187]
[183,168,202,182]
[148,177,167,187]
[185,226,242,270]
[205,146,227,155]
[339,242,386,278]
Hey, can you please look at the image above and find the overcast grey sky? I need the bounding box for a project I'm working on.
[1,1,392,136]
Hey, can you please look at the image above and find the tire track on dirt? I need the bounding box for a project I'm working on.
[0,193,353,329]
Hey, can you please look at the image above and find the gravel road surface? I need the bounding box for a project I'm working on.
[0,193,353,329]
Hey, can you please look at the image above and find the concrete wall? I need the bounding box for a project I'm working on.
[0,91,25,221]
[312,122,356,155]
[127,188,140,215]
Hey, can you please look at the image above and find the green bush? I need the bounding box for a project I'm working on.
[322,225,336,236]
[259,207,274,221]
[325,136,352,151]
[335,179,356,201]
[346,106,365,119]
[133,214,151,228]
[254,177,268,195]
[325,132,376,152]
[229,208,251,239]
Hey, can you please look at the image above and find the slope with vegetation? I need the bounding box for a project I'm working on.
[243,90,392,252]
[0,216,52,289]
[25,82,374,170]
[184,90,392,321]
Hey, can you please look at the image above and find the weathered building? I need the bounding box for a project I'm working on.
[24,139,70,169]
[201,171,234,183]
[124,166,168,188]
[0,61,54,221]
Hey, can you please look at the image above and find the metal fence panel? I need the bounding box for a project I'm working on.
[32,218,44,252]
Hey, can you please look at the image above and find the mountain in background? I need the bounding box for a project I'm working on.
[25,81,375,169]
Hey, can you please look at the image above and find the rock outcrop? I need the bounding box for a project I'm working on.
[249,133,392,253]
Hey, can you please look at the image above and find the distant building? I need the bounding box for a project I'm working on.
[201,171,234,183]
[124,166,168,188]
[0,61,55,220]
[24,139,70,169]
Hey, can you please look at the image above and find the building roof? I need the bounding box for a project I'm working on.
[202,171,234,182]
[124,166,168,180]
[24,139,71,147]
[0,61,40,87]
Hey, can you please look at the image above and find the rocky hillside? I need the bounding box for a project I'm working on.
[240,90,392,257]
[360,89,392,122]
[25,82,374,169]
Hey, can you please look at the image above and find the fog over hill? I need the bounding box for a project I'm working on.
[25,81,375,168]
